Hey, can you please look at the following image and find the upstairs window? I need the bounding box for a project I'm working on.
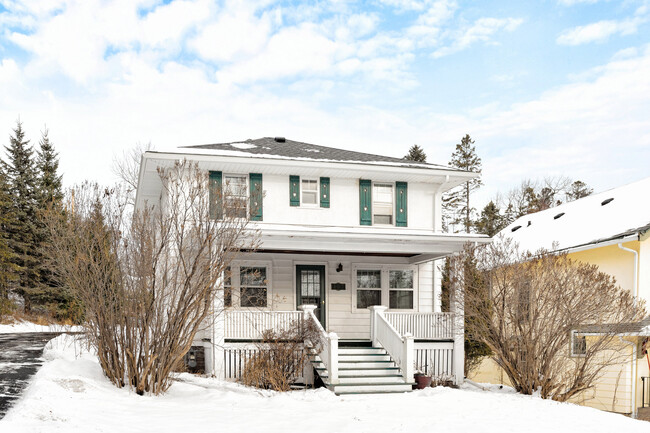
[301,179,318,205]
[373,183,393,225]
[224,174,248,218]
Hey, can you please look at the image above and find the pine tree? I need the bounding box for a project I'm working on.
[443,134,482,233]
[36,127,63,206]
[404,144,427,162]
[475,201,507,237]
[2,120,42,311]
[0,166,19,315]
[566,180,593,202]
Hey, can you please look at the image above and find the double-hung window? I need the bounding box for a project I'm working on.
[389,270,414,309]
[356,270,382,309]
[301,179,318,205]
[570,331,586,357]
[240,266,268,307]
[373,183,393,225]
[224,267,232,307]
[224,174,248,218]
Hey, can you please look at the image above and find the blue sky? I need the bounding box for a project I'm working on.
[0,0,649,209]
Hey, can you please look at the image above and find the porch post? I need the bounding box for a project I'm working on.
[402,332,414,383]
[299,304,317,319]
[212,276,225,379]
[450,255,465,385]
[329,332,339,384]
[369,305,388,348]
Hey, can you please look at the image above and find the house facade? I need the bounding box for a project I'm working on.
[135,137,490,393]
[471,176,650,416]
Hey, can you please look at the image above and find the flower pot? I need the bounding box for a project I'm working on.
[415,374,432,389]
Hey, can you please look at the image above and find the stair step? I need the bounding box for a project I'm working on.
[327,375,405,384]
[327,383,413,394]
[339,361,395,368]
[338,347,386,355]
[338,354,391,361]
[315,366,400,374]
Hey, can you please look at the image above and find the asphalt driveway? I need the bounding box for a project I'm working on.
[0,332,61,419]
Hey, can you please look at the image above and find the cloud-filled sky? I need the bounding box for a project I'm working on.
[1,0,649,208]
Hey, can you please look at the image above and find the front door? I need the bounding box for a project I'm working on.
[296,265,326,327]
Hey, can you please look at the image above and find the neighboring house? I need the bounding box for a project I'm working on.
[471,176,650,416]
[134,137,489,394]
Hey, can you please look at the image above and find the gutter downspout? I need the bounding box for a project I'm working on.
[618,242,639,418]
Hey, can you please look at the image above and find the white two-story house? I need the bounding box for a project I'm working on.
[134,137,490,394]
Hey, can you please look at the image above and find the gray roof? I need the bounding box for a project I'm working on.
[183,137,454,170]
[577,317,650,335]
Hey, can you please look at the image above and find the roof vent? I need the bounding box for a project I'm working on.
[601,198,614,206]
[274,137,286,143]
[554,212,565,220]
[527,221,532,227]
[511,225,522,232]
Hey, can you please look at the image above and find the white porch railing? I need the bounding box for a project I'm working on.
[300,305,339,384]
[370,306,414,383]
[224,310,303,340]
[384,312,455,340]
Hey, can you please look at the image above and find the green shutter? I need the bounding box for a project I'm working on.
[289,175,300,206]
[209,171,222,220]
[396,181,407,227]
[320,177,330,208]
[250,173,263,221]
[359,179,372,226]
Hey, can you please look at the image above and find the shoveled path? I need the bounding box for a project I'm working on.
[0,332,61,419]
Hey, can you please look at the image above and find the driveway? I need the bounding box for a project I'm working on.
[0,332,61,419]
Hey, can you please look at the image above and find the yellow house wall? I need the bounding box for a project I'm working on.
[471,237,650,414]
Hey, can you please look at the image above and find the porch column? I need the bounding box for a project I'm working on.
[212,276,226,379]
[433,258,443,313]
[369,305,388,348]
[450,255,465,385]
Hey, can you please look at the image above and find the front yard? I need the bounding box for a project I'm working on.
[0,334,645,433]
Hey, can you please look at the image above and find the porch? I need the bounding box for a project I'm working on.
[218,306,462,393]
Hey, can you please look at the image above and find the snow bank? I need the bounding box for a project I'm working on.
[0,320,82,334]
[1,335,645,433]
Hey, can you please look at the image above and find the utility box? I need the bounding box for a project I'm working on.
[184,346,205,374]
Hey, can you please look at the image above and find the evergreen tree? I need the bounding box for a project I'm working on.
[566,180,593,202]
[36,127,63,206]
[2,120,42,311]
[475,201,507,237]
[404,144,427,162]
[443,134,482,233]
[0,166,19,316]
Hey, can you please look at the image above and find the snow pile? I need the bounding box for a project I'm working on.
[500,176,650,253]
[229,142,257,150]
[0,320,82,334]
[1,334,645,433]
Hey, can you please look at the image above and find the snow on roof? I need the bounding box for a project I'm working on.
[177,137,459,171]
[498,177,650,253]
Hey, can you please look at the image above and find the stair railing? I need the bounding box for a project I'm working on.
[300,304,339,384]
[370,305,414,383]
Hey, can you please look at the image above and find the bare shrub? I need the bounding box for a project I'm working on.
[241,319,324,391]
[44,160,258,395]
[454,238,646,401]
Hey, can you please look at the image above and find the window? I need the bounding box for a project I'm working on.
[389,270,414,309]
[356,270,382,309]
[570,331,586,357]
[223,267,232,307]
[224,174,248,218]
[301,179,318,205]
[373,183,393,225]
[240,267,268,307]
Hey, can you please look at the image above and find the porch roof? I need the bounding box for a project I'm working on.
[253,223,490,263]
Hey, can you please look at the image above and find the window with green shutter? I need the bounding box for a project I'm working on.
[320,177,330,208]
[395,181,407,227]
[209,171,222,220]
[289,175,300,206]
[249,173,263,221]
[359,179,372,226]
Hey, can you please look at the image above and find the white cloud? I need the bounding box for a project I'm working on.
[557,18,644,45]
[433,17,523,58]
[556,0,603,6]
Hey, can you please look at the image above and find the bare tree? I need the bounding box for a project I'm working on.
[453,238,646,401]
[112,142,154,206]
[44,160,259,395]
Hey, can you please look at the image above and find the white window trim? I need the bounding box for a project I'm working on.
[570,331,587,357]
[352,264,418,312]
[300,178,320,208]
[223,173,249,219]
[223,260,273,310]
[372,181,395,226]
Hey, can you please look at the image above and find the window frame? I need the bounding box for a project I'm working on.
[388,269,415,310]
[221,261,272,309]
[570,331,587,357]
[300,178,320,207]
[222,173,249,219]
[372,181,395,226]
[352,264,418,312]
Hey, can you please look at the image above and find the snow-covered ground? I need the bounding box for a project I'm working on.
[1,335,645,433]
[0,320,82,334]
